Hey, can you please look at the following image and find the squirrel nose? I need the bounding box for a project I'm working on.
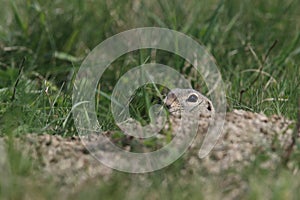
[165,103,171,110]
[164,92,177,109]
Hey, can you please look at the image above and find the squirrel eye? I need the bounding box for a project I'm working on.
[187,94,198,102]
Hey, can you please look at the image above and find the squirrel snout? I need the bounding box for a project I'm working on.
[164,92,177,109]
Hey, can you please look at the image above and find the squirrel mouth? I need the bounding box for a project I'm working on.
[168,107,183,117]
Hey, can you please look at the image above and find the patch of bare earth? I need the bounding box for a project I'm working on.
[0,110,298,199]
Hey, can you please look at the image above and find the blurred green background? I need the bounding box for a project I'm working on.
[1,0,299,135]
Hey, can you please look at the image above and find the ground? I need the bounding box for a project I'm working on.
[1,109,299,199]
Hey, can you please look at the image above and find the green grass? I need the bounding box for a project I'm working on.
[0,0,300,199]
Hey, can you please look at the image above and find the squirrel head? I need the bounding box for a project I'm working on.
[164,88,215,118]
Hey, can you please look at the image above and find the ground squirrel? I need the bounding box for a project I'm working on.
[164,88,215,119]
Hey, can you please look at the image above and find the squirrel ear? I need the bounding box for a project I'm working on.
[207,101,212,111]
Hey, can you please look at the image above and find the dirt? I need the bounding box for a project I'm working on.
[0,109,298,199]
